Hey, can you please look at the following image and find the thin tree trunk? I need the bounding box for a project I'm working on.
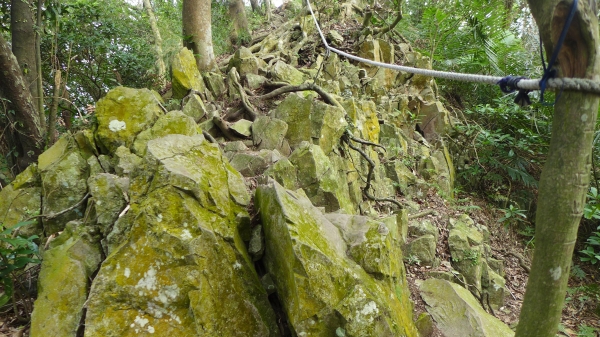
[0,33,43,172]
[229,0,250,45]
[249,0,262,13]
[36,0,45,133]
[11,0,39,111]
[182,0,217,71]
[265,0,271,21]
[48,70,61,146]
[143,0,167,88]
[516,1,600,336]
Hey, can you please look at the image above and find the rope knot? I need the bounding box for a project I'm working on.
[497,76,532,107]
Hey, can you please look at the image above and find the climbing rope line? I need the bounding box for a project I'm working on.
[304,0,600,96]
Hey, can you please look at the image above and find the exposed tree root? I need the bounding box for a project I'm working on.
[229,67,258,121]
[213,116,242,141]
[342,132,402,209]
[253,82,343,109]
[202,130,217,144]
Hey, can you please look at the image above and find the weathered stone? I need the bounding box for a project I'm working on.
[230,119,253,138]
[0,165,41,237]
[379,123,408,159]
[426,271,467,287]
[482,265,506,311]
[94,86,163,154]
[310,100,347,155]
[113,146,143,176]
[84,134,278,336]
[256,180,417,337]
[252,116,291,155]
[343,98,380,144]
[405,235,437,267]
[229,47,263,77]
[289,142,353,214]
[223,140,249,153]
[88,173,128,238]
[327,30,344,46]
[270,60,305,85]
[245,73,268,89]
[325,214,405,278]
[417,101,450,143]
[272,94,312,148]
[97,154,113,173]
[38,135,89,234]
[133,110,198,156]
[30,220,102,337]
[182,94,209,123]
[415,312,435,337]
[229,149,281,177]
[408,219,439,242]
[171,47,207,99]
[203,72,227,98]
[385,160,417,195]
[419,279,514,337]
[248,225,264,261]
[263,157,298,189]
[448,215,485,291]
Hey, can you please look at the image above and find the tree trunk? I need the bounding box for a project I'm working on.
[143,0,167,88]
[0,33,43,173]
[36,0,45,132]
[48,70,61,146]
[182,0,217,71]
[265,0,271,22]
[249,0,262,13]
[11,0,39,112]
[516,1,600,336]
[229,0,250,45]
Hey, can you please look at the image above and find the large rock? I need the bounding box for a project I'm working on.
[252,116,291,155]
[448,215,485,292]
[288,142,354,214]
[228,46,265,77]
[94,86,163,154]
[171,47,207,99]
[270,60,305,85]
[87,173,128,244]
[30,220,102,337]
[38,135,89,234]
[132,110,198,156]
[419,279,514,337]
[273,95,347,155]
[256,180,417,337]
[84,135,278,336]
[0,165,41,237]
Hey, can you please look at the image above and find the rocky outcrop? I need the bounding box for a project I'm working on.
[256,180,417,336]
[419,279,514,337]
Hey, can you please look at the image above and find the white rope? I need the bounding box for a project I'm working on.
[304,0,600,95]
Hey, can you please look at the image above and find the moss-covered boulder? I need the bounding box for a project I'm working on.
[289,142,354,214]
[30,220,102,337]
[203,72,227,98]
[448,215,485,292]
[87,173,128,240]
[270,60,305,85]
[252,116,291,155]
[171,47,207,99]
[273,95,347,155]
[84,134,278,336]
[227,149,282,177]
[325,214,406,278]
[182,94,210,123]
[343,98,380,144]
[95,86,163,154]
[113,146,143,176]
[419,279,514,337]
[228,46,264,77]
[38,135,89,234]
[133,110,198,156]
[0,164,41,237]
[256,180,417,337]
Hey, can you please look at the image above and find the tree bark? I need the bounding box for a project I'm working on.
[36,0,45,132]
[143,0,167,88]
[249,0,262,13]
[228,0,250,45]
[11,0,39,111]
[48,70,61,146]
[182,0,217,71]
[0,33,43,173]
[516,1,600,336]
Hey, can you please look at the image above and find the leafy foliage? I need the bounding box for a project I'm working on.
[0,221,41,307]
[452,97,551,206]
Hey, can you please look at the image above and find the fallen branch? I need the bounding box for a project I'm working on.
[253,82,343,109]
